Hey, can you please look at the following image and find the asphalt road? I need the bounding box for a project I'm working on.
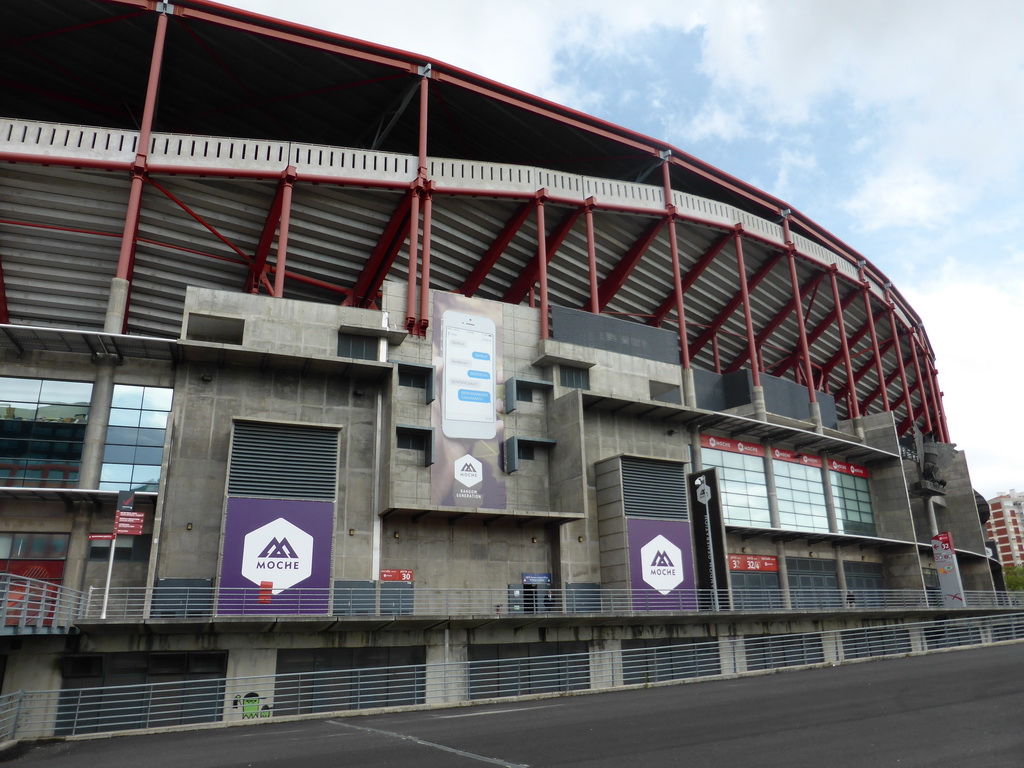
[9,643,1024,767]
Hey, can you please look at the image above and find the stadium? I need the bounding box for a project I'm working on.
[0,0,1009,735]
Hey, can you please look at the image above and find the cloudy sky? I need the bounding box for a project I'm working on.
[229,0,1022,498]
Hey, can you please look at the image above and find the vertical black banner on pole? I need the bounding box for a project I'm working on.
[688,468,729,609]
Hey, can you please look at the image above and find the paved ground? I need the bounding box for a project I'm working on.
[8,643,1024,767]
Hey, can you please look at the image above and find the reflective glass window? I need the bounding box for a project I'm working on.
[101,385,172,492]
[773,460,830,533]
[830,472,876,536]
[0,377,92,488]
[702,448,771,528]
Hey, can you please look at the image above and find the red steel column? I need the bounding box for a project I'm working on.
[405,189,421,332]
[925,357,950,442]
[828,267,860,420]
[418,185,433,334]
[407,67,431,334]
[667,216,691,369]
[536,194,549,339]
[0,255,8,324]
[114,10,169,284]
[858,265,890,411]
[785,247,817,405]
[585,199,599,314]
[272,168,296,298]
[887,306,915,426]
[908,329,933,435]
[662,158,690,370]
[734,229,760,387]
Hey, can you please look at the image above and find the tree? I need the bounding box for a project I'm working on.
[1003,566,1024,591]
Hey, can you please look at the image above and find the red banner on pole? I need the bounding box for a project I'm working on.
[114,490,144,536]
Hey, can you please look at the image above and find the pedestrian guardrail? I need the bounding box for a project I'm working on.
[2,611,1023,742]
[0,575,85,634]
[79,585,1024,622]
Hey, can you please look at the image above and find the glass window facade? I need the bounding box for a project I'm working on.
[100,385,172,492]
[559,366,590,390]
[773,460,829,533]
[0,376,92,488]
[830,471,876,536]
[702,449,771,528]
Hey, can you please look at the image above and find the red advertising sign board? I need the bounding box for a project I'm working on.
[769,447,823,468]
[827,458,869,478]
[728,554,779,572]
[379,569,414,582]
[114,511,144,536]
[114,490,144,536]
[700,435,765,457]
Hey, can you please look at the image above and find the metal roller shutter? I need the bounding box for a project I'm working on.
[621,457,688,520]
[228,421,339,500]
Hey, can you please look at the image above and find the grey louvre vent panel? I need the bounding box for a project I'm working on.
[228,421,338,500]
[621,457,688,520]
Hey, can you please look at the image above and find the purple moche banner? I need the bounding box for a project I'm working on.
[627,518,697,611]
[218,497,334,615]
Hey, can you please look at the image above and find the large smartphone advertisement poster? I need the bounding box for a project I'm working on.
[218,497,334,615]
[431,293,506,509]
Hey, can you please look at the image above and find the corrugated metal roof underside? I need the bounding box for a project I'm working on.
[0,155,925,427]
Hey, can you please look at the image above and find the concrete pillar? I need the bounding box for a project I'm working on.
[77,363,116,489]
[589,638,622,690]
[775,540,792,610]
[809,400,823,434]
[2,637,66,738]
[763,449,781,529]
[821,632,842,663]
[63,503,94,592]
[104,277,131,335]
[682,367,697,409]
[852,415,866,442]
[834,545,849,605]
[224,649,278,724]
[821,460,840,534]
[718,637,742,675]
[751,384,767,421]
[425,631,468,704]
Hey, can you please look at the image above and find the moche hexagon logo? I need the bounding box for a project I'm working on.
[241,517,314,594]
[454,454,483,488]
[639,534,684,595]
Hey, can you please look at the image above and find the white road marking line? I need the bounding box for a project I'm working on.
[328,720,529,767]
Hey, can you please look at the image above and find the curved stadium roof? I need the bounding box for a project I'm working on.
[0,0,948,441]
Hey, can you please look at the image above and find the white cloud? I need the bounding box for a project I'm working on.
[904,264,1024,498]
[844,165,963,231]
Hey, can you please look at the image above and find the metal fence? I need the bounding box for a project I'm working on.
[3,611,1024,742]
[80,585,1024,622]
[0,579,1019,631]
[0,575,85,634]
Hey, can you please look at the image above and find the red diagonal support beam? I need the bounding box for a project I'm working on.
[502,206,581,305]
[590,218,665,313]
[349,191,414,308]
[245,175,289,294]
[815,305,889,383]
[461,200,536,297]
[860,343,905,412]
[769,287,860,380]
[145,177,254,268]
[724,269,827,373]
[0,254,9,324]
[688,249,785,360]
[648,231,732,327]
[834,337,895,406]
